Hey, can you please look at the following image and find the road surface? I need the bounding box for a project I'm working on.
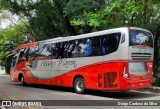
[0,74,160,109]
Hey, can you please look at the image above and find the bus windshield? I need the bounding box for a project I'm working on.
[129,29,153,47]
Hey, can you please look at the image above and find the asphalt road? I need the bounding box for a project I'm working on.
[0,75,160,109]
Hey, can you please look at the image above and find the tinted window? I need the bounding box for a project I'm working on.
[50,43,57,58]
[28,46,39,56]
[129,29,153,47]
[92,36,101,56]
[28,46,39,60]
[55,43,63,58]
[71,39,85,57]
[39,44,52,56]
[101,33,121,55]
[11,50,19,68]
[58,40,77,58]
[18,48,28,63]
[68,41,76,58]
[30,44,52,60]
[19,48,25,59]
[84,38,92,56]
[60,42,66,58]
[42,33,121,59]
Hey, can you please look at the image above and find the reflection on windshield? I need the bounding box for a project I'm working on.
[129,29,153,47]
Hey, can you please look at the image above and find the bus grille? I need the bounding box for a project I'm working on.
[104,72,117,88]
[131,53,151,60]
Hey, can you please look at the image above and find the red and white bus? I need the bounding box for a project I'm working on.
[7,27,154,94]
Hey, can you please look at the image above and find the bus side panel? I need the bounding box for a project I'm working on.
[10,62,26,82]
[59,62,125,90]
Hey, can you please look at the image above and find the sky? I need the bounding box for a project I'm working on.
[0,14,19,29]
[0,19,11,29]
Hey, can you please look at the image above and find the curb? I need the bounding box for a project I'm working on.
[149,86,160,90]
[0,73,8,75]
[0,73,6,75]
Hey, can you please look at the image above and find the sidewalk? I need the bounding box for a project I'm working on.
[0,70,6,75]
[150,86,160,90]
[138,85,160,92]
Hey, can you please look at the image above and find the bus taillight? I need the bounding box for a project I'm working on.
[123,65,130,79]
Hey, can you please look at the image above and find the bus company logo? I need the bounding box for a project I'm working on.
[2,101,11,106]
[39,59,77,68]
[136,33,149,44]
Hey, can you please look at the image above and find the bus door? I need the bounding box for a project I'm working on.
[17,48,31,81]
[22,47,39,83]
[10,50,20,82]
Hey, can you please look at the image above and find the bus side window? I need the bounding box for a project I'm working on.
[18,48,28,63]
[28,46,39,60]
[54,43,62,58]
[11,50,20,68]
[102,33,121,55]
[60,42,66,58]
[71,39,84,58]
[92,36,100,56]
[79,39,86,57]
[84,38,92,56]
[38,44,52,60]
[50,43,56,59]
[52,42,66,59]
[25,48,30,61]
[63,41,69,58]
[101,35,108,55]
[65,40,76,58]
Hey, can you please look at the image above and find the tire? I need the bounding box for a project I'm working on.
[20,75,26,86]
[74,78,85,94]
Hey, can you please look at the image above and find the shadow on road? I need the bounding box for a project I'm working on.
[85,90,158,99]
[14,83,159,100]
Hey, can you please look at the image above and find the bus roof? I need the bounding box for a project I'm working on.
[13,27,151,49]
[14,42,38,50]
[39,27,151,45]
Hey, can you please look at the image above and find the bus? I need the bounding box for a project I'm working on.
[7,27,154,94]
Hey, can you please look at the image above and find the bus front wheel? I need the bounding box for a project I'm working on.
[74,78,85,94]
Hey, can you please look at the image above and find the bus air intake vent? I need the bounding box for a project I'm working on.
[104,72,117,88]
[131,53,151,60]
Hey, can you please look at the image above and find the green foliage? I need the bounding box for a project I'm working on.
[0,24,26,65]
[71,20,85,26]
[64,0,101,16]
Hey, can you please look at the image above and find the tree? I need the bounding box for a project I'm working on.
[0,24,26,65]
[1,0,104,40]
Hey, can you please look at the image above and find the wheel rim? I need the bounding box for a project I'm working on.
[76,80,83,92]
